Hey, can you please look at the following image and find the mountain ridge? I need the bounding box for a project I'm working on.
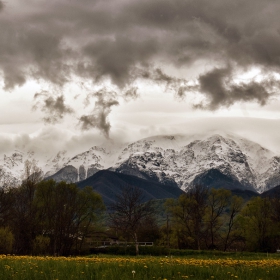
[1,133,280,193]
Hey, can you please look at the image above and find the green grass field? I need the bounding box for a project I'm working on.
[1,253,280,280]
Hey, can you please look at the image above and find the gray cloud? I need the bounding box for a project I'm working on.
[1,0,280,132]
[33,91,74,124]
[79,89,119,137]
[139,67,198,98]
[81,35,158,88]
[123,87,139,101]
[0,16,73,90]
[197,66,277,110]
[142,68,176,85]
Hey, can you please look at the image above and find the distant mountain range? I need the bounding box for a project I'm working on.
[1,133,280,200]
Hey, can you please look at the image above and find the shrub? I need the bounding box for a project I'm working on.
[0,227,14,254]
[32,235,50,255]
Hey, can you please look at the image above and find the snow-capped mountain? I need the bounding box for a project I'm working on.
[0,133,280,193]
[114,134,259,192]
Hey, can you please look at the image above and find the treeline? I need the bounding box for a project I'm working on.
[106,185,280,254]
[162,186,280,253]
[0,164,104,256]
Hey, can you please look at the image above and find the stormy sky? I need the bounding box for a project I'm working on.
[1,0,280,155]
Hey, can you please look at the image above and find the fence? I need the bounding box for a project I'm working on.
[90,241,153,248]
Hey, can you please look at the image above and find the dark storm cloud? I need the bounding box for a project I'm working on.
[33,91,74,124]
[1,0,280,128]
[0,21,73,90]
[124,0,280,72]
[80,35,158,88]
[197,67,277,109]
[79,89,119,137]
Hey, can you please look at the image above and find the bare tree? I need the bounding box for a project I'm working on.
[21,159,43,186]
[108,186,154,255]
[206,188,231,249]
[186,185,209,250]
[0,168,18,189]
[223,195,243,251]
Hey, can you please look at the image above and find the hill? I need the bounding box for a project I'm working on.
[77,170,184,205]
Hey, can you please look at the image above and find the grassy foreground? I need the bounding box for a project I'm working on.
[1,254,280,280]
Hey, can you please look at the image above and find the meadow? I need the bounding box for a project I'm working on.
[1,254,280,280]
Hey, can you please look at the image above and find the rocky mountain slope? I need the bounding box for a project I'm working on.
[1,133,280,193]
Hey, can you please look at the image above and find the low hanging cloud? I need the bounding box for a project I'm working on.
[79,89,119,138]
[33,91,74,124]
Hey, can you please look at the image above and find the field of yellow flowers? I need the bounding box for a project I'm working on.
[1,254,280,279]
